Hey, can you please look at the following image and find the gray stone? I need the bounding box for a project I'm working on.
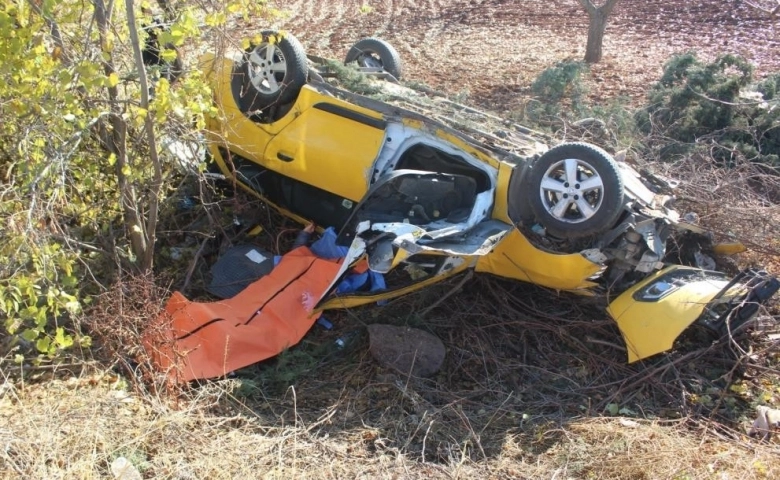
[367,324,445,377]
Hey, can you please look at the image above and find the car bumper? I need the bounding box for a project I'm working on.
[607,266,779,363]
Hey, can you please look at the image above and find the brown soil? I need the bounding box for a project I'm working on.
[249,0,779,110]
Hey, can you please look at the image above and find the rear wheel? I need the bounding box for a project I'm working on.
[527,142,624,238]
[235,30,308,114]
[344,37,403,80]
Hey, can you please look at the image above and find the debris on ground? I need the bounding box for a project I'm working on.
[110,457,142,480]
[749,405,780,441]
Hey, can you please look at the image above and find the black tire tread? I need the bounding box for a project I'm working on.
[344,37,403,80]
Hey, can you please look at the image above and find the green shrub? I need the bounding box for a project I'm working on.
[0,1,246,363]
[756,73,780,100]
[524,60,589,126]
[531,60,588,105]
[636,52,779,166]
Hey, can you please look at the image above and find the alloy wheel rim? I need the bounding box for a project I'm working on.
[247,44,288,94]
[539,158,605,223]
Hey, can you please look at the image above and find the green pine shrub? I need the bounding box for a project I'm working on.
[636,52,780,166]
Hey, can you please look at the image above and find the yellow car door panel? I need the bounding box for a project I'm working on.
[264,88,387,202]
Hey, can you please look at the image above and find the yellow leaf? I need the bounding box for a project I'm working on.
[133,108,147,128]
[108,153,117,166]
[160,49,178,63]
[107,72,119,88]
[103,32,115,53]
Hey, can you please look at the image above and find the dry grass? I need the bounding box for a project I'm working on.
[2,368,780,479]
[641,152,780,272]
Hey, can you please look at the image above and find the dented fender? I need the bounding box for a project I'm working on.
[475,229,603,291]
[607,266,730,363]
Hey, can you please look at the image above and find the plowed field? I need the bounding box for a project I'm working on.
[245,0,778,108]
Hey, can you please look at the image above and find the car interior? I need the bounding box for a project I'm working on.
[353,171,478,227]
[392,144,492,194]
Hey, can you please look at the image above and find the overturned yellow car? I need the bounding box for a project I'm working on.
[201,31,778,363]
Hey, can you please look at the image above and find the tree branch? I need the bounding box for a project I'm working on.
[742,0,780,16]
[26,0,72,65]
[94,0,148,267]
[577,0,597,15]
[125,0,163,271]
[577,0,620,16]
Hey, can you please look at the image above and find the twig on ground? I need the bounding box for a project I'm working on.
[420,271,474,316]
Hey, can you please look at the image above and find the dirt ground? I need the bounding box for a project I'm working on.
[250,0,780,110]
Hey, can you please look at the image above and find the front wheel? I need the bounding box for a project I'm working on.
[235,30,308,114]
[344,37,403,80]
[526,142,625,239]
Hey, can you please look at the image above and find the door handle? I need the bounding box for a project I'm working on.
[277,152,294,162]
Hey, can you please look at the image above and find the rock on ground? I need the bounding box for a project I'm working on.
[367,324,445,377]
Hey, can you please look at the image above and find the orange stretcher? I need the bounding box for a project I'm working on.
[142,247,342,382]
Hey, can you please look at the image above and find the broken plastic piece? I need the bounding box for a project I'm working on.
[317,316,333,330]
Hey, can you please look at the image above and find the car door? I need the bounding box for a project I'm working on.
[263,88,388,203]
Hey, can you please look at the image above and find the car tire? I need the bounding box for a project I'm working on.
[344,37,403,80]
[527,142,624,239]
[235,30,308,114]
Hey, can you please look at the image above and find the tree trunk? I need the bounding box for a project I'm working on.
[578,0,620,64]
[126,0,164,272]
[584,9,609,63]
[95,0,149,268]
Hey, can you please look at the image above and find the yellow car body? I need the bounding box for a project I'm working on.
[201,48,778,363]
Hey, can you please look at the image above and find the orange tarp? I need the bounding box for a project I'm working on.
[143,247,342,382]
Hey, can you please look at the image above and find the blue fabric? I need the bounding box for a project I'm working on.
[309,227,349,259]
[336,271,368,294]
[292,230,312,249]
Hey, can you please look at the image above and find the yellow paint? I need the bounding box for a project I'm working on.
[433,128,501,169]
[204,56,385,202]
[263,89,385,201]
[607,266,729,363]
[475,229,602,291]
[712,242,747,255]
[317,257,474,310]
[491,162,514,223]
[208,147,317,227]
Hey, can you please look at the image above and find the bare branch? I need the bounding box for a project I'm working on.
[742,0,780,16]
[577,0,598,15]
[125,0,164,271]
[577,0,620,16]
[26,0,71,65]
